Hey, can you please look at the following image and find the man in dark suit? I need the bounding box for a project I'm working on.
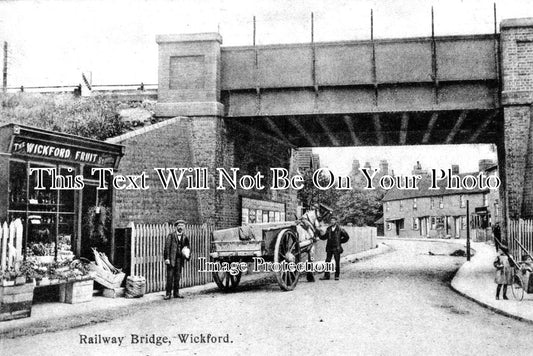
[164,219,190,299]
[319,216,349,281]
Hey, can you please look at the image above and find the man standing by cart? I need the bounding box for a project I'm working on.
[319,216,349,281]
[164,219,190,299]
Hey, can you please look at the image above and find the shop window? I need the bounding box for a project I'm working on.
[8,160,28,212]
[248,209,257,223]
[436,216,444,229]
[398,219,405,230]
[8,162,77,261]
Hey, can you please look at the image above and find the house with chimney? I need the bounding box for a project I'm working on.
[381,161,501,240]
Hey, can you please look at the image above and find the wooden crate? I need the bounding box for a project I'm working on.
[0,283,34,322]
[59,279,94,304]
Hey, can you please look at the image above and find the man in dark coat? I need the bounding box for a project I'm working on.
[164,219,190,299]
[492,222,502,252]
[319,216,349,281]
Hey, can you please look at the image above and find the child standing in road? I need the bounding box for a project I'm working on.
[494,244,513,300]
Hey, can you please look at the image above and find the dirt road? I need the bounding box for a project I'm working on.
[2,239,533,356]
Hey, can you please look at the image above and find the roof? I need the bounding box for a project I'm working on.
[382,171,494,202]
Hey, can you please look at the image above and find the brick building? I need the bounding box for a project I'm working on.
[382,164,501,240]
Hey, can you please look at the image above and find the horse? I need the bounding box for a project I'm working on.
[295,204,332,282]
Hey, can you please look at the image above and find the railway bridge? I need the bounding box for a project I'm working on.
[113,18,533,228]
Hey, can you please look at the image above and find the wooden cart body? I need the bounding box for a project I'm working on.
[210,221,316,291]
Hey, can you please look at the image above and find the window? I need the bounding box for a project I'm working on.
[413,218,419,230]
[461,216,467,230]
[494,200,499,217]
[413,198,417,210]
[242,208,249,224]
[430,198,434,209]
[387,223,392,231]
[483,193,488,207]
[431,217,436,230]
[386,202,390,212]
[439,196,444,209]
[460,194,465,208]
[398,219,405,230]
[399,200,403,211]
[8,162,76,261]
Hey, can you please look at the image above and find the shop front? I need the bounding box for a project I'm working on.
[0,123,123,262]
[240,197,286,225]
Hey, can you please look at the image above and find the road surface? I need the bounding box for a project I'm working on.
[2,239,533,356]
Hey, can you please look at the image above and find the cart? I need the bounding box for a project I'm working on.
[210,205,331,291]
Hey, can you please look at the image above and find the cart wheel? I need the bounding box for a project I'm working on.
[274,229,301,291]
[212,269,241,292]
[511,274,524,301]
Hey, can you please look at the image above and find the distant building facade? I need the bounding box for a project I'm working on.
[382,163,501,240]
[293,148,320,172]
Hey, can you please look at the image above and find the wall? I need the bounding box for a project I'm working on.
[110,118,201,226]
[314,226,377,261]
[501,18,533,219]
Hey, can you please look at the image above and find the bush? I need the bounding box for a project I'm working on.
[0,93,132,140]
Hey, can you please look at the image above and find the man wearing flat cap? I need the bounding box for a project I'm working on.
[164,219,190,299]
[319,216,349,281]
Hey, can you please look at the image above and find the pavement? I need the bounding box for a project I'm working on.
[451,241,533,324]
[0,242,393,339]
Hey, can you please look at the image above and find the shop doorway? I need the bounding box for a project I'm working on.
[80,168,112,259]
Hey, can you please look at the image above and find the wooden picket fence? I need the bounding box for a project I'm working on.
[129,223,213,293]
[507,219,533,261]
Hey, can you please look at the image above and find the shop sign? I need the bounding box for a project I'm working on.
[12,138,106,165]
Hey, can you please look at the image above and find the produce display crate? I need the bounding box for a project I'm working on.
[59,279,94,304]
[0,282,35,322]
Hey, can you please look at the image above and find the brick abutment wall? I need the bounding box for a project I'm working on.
[501,18,533,219]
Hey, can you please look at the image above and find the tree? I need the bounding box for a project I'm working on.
[335,188,384,226]
[297,169,339,210]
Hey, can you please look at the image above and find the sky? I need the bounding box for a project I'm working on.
[0,0,516,174]
[1,0,533,86]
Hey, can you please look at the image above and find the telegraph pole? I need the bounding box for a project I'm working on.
[466,200,471,261]
[2,41,7,93]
